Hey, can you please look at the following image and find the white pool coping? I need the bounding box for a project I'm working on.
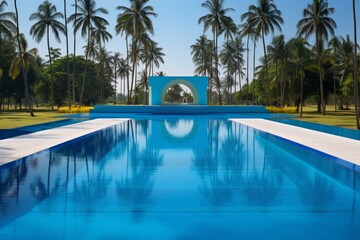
[230,118,360,166]
[0,118,130,166]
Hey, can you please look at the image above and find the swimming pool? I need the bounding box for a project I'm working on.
[0,116,359,239]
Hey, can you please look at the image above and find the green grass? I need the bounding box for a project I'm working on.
[293,105,358,130]
[0,109,70,129]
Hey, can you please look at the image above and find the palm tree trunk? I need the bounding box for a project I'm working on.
[234,72,237,104]
[215,32,222,105]
[262,31,271,106]
[300,67,304,118]
[114,62,117,104]
[239,69,242,105]
[252,40,256,105]
[14,0,34,117]
[246,34,250,105]
[72,0,77,104]
[80,25,91,106]
[353,0,360,129]
[316,33,326,115]
[47,27,54,110]
[333,48,337,112]
[64,0,71,111]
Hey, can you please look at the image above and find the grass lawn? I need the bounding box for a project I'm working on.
[292,105,359,130]
[0,109,70,129]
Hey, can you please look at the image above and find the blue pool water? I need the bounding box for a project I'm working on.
[0,116,359,239]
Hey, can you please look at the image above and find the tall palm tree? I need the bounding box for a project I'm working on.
[9,34,37,116]
[69,0,109,106]
[232,36,245,104]
[297,0,337,115]
[117,0,157,104]
[63,0,71,110]
[84,37,98,60]
[267,34,288,107]
[0,0,16,44]
[288,38,312,117]
[13,0,34,116]
[329,36,341,111]
[112,52,121,104]
[96,46,112,104]
[117,57,131,103]
[191,35,213,77]
[30,0,65,110]
[240,22,256,105]
[71,0,79,103]
[353,0,359,129]
[115,13,131,103]
[220,41,235,104]
[241,0,284,105]
[141,39,164,76]
[199,0,234,105]
[91,25,112,48]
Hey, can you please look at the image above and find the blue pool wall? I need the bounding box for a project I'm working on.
[91,105,270,114]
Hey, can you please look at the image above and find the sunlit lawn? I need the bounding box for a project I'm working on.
[293,105,358,130]
[0,108,70,129]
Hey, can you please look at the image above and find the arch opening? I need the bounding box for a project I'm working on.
[161,80,199,105]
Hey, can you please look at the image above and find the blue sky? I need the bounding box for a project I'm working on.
[4,0,359,78]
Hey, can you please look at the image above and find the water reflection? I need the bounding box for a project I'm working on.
[164,119,194,138]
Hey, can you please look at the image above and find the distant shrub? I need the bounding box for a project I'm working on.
[58,106,94,113]
[266,106,297,114]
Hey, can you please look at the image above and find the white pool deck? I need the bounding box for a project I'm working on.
[0,118,129,166]
[230,119,360,166]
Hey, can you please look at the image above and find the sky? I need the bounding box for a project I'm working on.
[3,0,359,80]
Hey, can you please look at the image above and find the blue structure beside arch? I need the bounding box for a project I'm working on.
[148,76,208,105]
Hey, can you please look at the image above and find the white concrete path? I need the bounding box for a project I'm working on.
[0,118,129,166]
[230,119,360,166]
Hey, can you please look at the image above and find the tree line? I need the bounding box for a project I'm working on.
[0,0,165,114]
[192,0,359,129]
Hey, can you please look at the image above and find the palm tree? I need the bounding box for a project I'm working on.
[232,36,245,104]
[96,46,112,104]
[13,0,34,116]
[30,0,65,110]
[297,0,337,115]
[267,35,288,107]
[337,36,358,112]
[141,39,164,76]
[63,0,71,110]
[69,0,109,106]
[199,0,234,105]
[329,36,341,111]
[112,52,121,104]
[91,25,112,48]
[241,0,284,105]
[0,0,16,45]
[240,22,256,105]
[220,41,235,104]
[117,0,157,104]
[9,34,37,116]
[352,0,360,129]
[71,0,79,103]
[136,69,148,104]
[191,35,213,76]
[115,12,131,103]
[117,57,131,103]
[288,38,312,117]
